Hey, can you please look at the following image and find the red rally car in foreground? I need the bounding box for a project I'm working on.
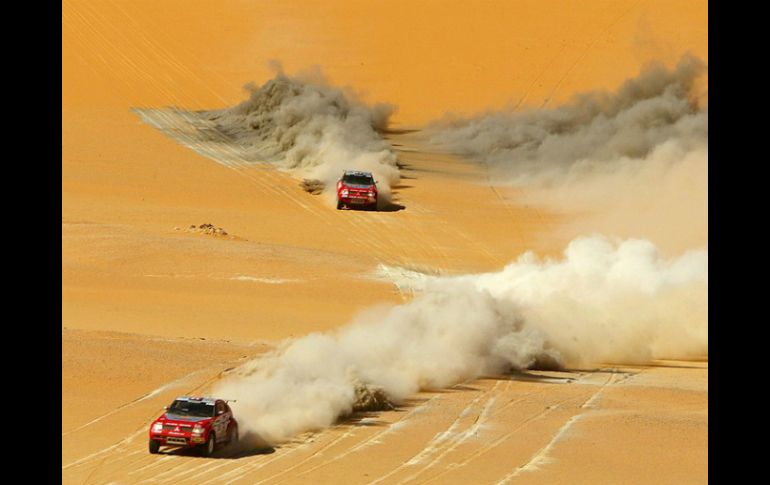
[149,396,239,456]
[336,170,378,211]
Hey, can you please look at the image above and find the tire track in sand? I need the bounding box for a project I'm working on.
[365,380,505,485]
[390,370,626,484]
[277,391,445,481]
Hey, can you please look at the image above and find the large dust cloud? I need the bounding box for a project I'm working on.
[427,54,706,184]
[201,64,400,202]
[209,57,708,446]
[426,54,708,252]
[214,235,707,444]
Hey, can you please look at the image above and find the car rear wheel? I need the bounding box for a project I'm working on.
[201,432,216,457]
[229,424,239,444]
[337,200,343,210]
[149,439,160,454]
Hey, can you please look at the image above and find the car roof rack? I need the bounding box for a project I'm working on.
[176,395,217,403]
[343,170,373,176]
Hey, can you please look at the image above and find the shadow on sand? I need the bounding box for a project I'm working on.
[379,202,406,212]
[156,431,275,459]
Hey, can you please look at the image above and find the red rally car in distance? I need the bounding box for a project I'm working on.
[149,396,239,457]
[336,170,378,211]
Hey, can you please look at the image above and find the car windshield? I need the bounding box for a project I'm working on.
[342,174,374,185]
[167,400,215,417]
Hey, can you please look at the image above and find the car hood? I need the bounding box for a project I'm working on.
[163,413,212,423]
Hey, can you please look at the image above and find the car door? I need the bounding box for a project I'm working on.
[213,401,229,442]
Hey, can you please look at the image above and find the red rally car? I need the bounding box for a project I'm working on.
[336,170,378,211]
[149,396,239,456]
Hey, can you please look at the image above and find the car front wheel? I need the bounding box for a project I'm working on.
[149,439,160,454]
[201,432,216,457]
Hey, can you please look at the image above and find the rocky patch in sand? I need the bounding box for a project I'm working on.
[176,223,236,238]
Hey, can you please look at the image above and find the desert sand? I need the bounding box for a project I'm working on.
[62,1,707,484]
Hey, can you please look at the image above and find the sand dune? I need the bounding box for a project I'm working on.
[62,1,707,483]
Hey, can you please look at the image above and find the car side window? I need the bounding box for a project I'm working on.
[216,402,224,415]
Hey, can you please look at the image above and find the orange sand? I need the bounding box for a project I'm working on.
[62,1,707,483]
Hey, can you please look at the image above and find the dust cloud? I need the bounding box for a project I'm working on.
[426,54,708,253]
[215,235,706,444]
[200,64,400,202]
[211,57,708,446]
